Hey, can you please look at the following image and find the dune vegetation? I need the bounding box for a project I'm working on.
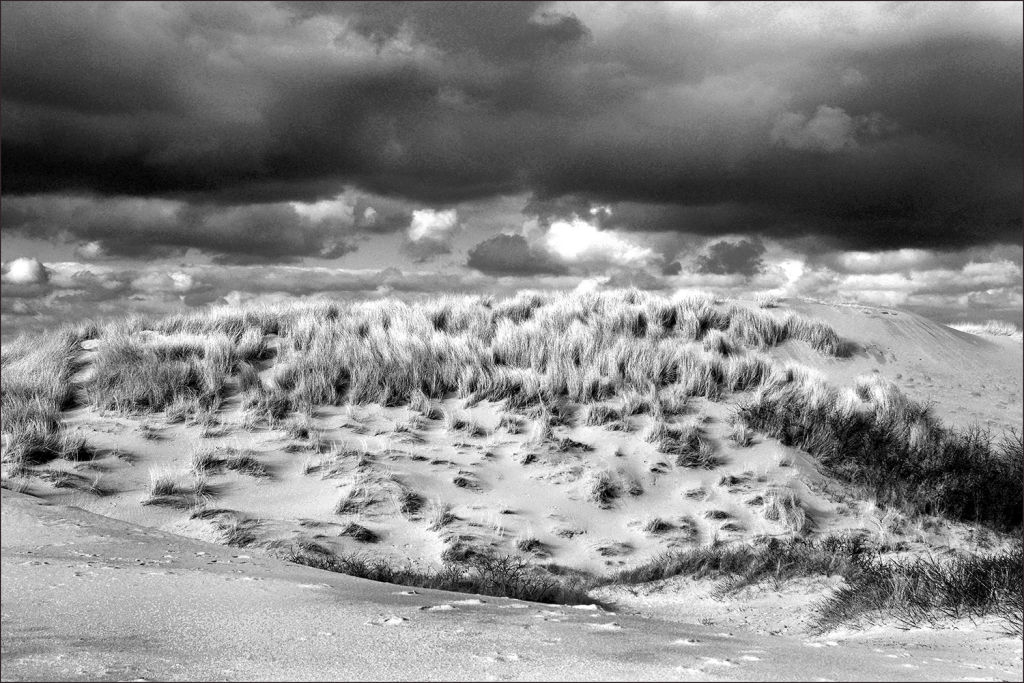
[2,288,1021,631]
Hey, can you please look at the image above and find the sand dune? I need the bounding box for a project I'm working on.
[2,293,1021,680]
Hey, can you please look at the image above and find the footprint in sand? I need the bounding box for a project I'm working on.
[474,653,522,663]
[700,657,736,667]
[675,668,705,677]
[590,622,622,631]
[367,615,409,626]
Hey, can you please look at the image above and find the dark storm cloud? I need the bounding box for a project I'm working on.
[0,195,366,262]
[466,233,568,276]
[1,1,1021,258]
[695,239,766,277]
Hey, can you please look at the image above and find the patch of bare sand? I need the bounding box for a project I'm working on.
[769,299,1023,433]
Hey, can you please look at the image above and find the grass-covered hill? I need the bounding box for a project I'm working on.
[2,289,1021,631]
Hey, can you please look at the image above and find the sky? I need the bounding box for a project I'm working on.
[2,1,1022,338]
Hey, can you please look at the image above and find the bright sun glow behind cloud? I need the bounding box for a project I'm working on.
[544,217,655,266]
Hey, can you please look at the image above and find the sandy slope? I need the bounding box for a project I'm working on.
[4,489,1019,682]
[775,301,1022,432]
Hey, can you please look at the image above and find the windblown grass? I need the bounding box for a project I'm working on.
[949,320,1022,339]
[1,327,91,468]
[65,291,850,427]
[737,373,1023,529]
[815,542,1023,635]
[607,535,1023,634]
[283,542,596,605]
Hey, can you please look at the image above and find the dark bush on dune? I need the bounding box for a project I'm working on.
[737,377,1023,530]
[608,535,1023,635]
[283,543,596,606]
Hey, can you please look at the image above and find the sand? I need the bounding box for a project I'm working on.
[4,489,1020,681]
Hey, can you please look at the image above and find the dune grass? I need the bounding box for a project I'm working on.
[1,327,92,468]
[283,542,596,606]
[607,535,1022,635]
[949,320,1022,339]
[737,373,1023,529]
[143,467,214,507]
[60,291,852,427]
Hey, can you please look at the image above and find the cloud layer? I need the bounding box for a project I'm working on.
[3,1,1020,257]
[1,2,1020,336]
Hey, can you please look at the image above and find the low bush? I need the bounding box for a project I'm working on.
[283,543,596,606]
[607,536,1023,635]
[737,375,1023,529]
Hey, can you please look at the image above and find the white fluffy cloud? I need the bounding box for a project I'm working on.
[290,194,356,224]
[543,217,655,267]
[408,209,459,242]
[1,257,50,285]
[835,249,936,274]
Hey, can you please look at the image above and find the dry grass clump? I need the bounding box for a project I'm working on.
[608,535,1022,634]
[645,420,719,468]
[498,413,526,434]
[722,353,772,392]
[1,328,90,468]
[190,445,268,478]
[138,421,162,440]
[738,372,1023,529]
[241,384,291,426]
[816,541,1023,635]
[283,414,315,440]
[515,536,546,554]
[728,421,754,447]
[583,403,622,426]
[224,449,269,477]
[641,517,674,535]
[427,501,457,531]
[442,407,488,437]
[188,508,261,546]
[143,467,213,507]
[398,489,425,517]
[588,469,622,508]
[949,320,1022,339]
[784,315,852,357]
[37,469,106,496]
[762,487,810,534]
[284,543,596,606]
[702,329,733,356]
[625,475,644,496]
[86,331,234,415]
[339,522,380,543]
[334,473,381,515]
